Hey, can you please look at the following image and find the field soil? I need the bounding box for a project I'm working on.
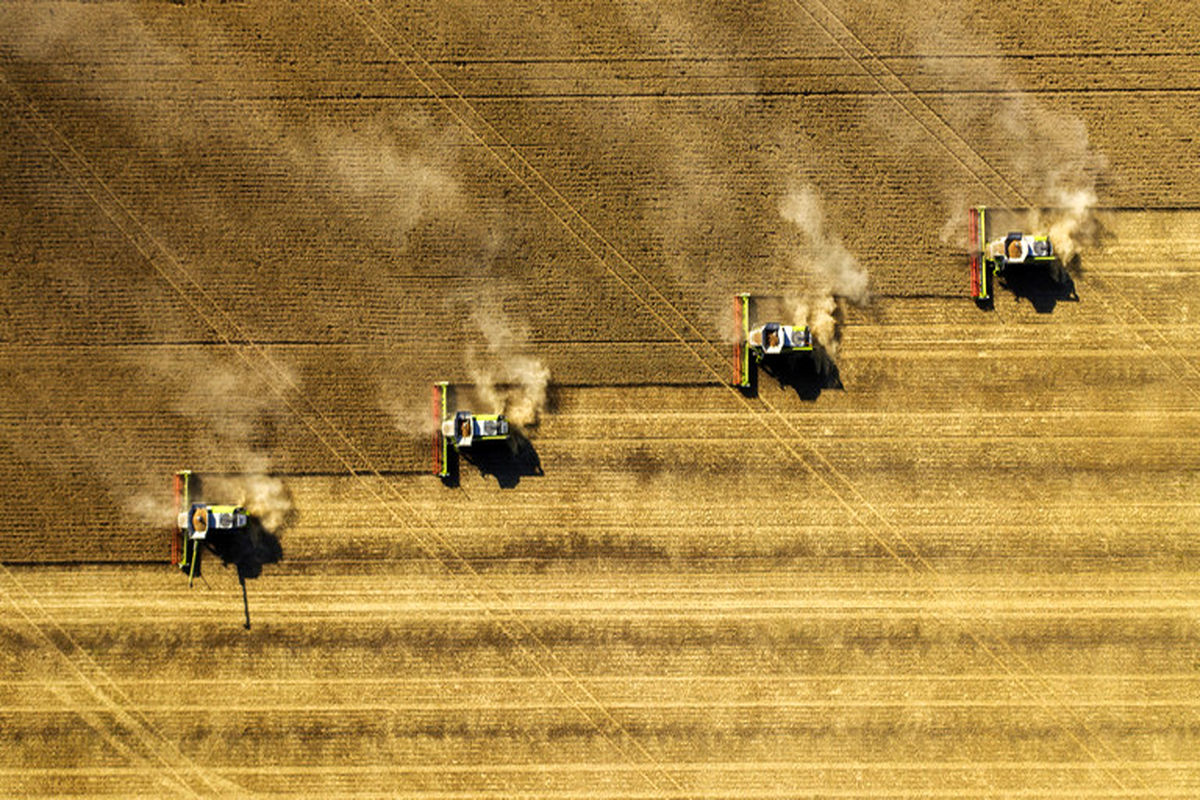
[2,1,1199,797]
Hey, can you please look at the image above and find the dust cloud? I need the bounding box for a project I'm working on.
[114,358,295,534]
[908,10,1107,259]
[5,4,458,532]
[307,121,465,252]
[468,310,551,430]
[993,95,1106,262]
[3,3,466,271]
[134,355,297,534]
[1039,187,1102,265]
[387,393,440,439]
[779,184,869,354]
[383,305,552,439]
[124,492,177,528]
[206,457,294,533]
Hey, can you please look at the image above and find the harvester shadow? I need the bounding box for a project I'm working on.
[205,516,284,582]
[998,258,1080,313]
[199,515,284,630]
[757,344,843,401]
[459,431,543,489]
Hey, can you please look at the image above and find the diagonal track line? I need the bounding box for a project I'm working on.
[0,567,209,799]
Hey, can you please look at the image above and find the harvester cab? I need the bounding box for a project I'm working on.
[432,382,510,478]
[968,206,1054,302]
[732,293,813,389]
[171,470,248,587]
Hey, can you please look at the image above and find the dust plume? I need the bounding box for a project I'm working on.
[468,311,551,430]
[309,122,465,251]
[2,2,469,293]
[386,394,440,438]
[907,8,1107,261]
[125,492,177,528]
[205,456,294,533]
[125,437,294,534]
[2,4,461,555]
[779,184,869,354]
[147,355,297,534]
[1038,187,1102,265]
[995,95,1106,264]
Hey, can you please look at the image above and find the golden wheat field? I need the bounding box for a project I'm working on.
[2,1,1199,797]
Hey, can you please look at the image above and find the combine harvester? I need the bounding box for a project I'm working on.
[732,292,813,389]
[172,469,257,629]
[172,470,249,586]
[968,206,1054,303]
[432,381,510,479]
